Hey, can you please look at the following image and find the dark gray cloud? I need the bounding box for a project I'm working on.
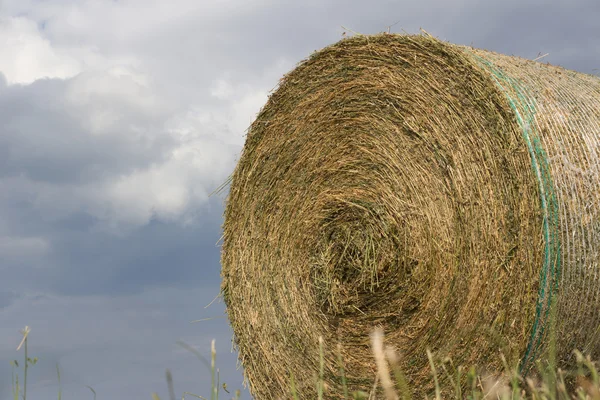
[0,76,176,184]
[0,292,20,310]
[0,0,598,399]
[445,0,600,74]
[48,199,225,296]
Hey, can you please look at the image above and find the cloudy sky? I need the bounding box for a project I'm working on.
[0,0,598,399]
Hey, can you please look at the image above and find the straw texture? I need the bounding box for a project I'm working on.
[220,33,600,398]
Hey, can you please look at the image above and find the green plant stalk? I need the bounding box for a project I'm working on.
[166,369,176,400]
[290,373,300,400]
[56,364,62,400]
[337,344,349,399]
[182,392,204,399]
[441,359,459,400]
[386,347,411,400]
[216,369,220,400]
[176,341,211,371]
[467,366,478,400]
[85,385,97,400]
[318,337,324,400]
[426,349,441,400]
[556,369,569,400]
[23,336,28,400]
[12,364,19,400]
[392,365,412,400]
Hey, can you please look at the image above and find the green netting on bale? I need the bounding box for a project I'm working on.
[467,46,600,378]
[470,53,562,373]
[221,33,600,399]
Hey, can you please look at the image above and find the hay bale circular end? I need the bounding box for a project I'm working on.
[221,33,600,398]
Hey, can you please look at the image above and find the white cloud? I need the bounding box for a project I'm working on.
[92,127,239,231]
[0,16,81,84]
[102,162,193,227]
[0,0,295,235]
[0,53,245,233]
[64,66,167,135]
[205,58,293,146]
[210,79,234,100]
[230,89,269,141]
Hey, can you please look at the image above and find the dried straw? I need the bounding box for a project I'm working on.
[220,33,600,398]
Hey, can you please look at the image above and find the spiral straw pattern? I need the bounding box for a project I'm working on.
[221,33,600,398]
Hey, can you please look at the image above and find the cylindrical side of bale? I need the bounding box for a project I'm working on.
[220,34,600,399]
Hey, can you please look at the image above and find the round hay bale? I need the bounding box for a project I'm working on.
[221,33,600,398]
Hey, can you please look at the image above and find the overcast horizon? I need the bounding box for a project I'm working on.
[0,0,598,399]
